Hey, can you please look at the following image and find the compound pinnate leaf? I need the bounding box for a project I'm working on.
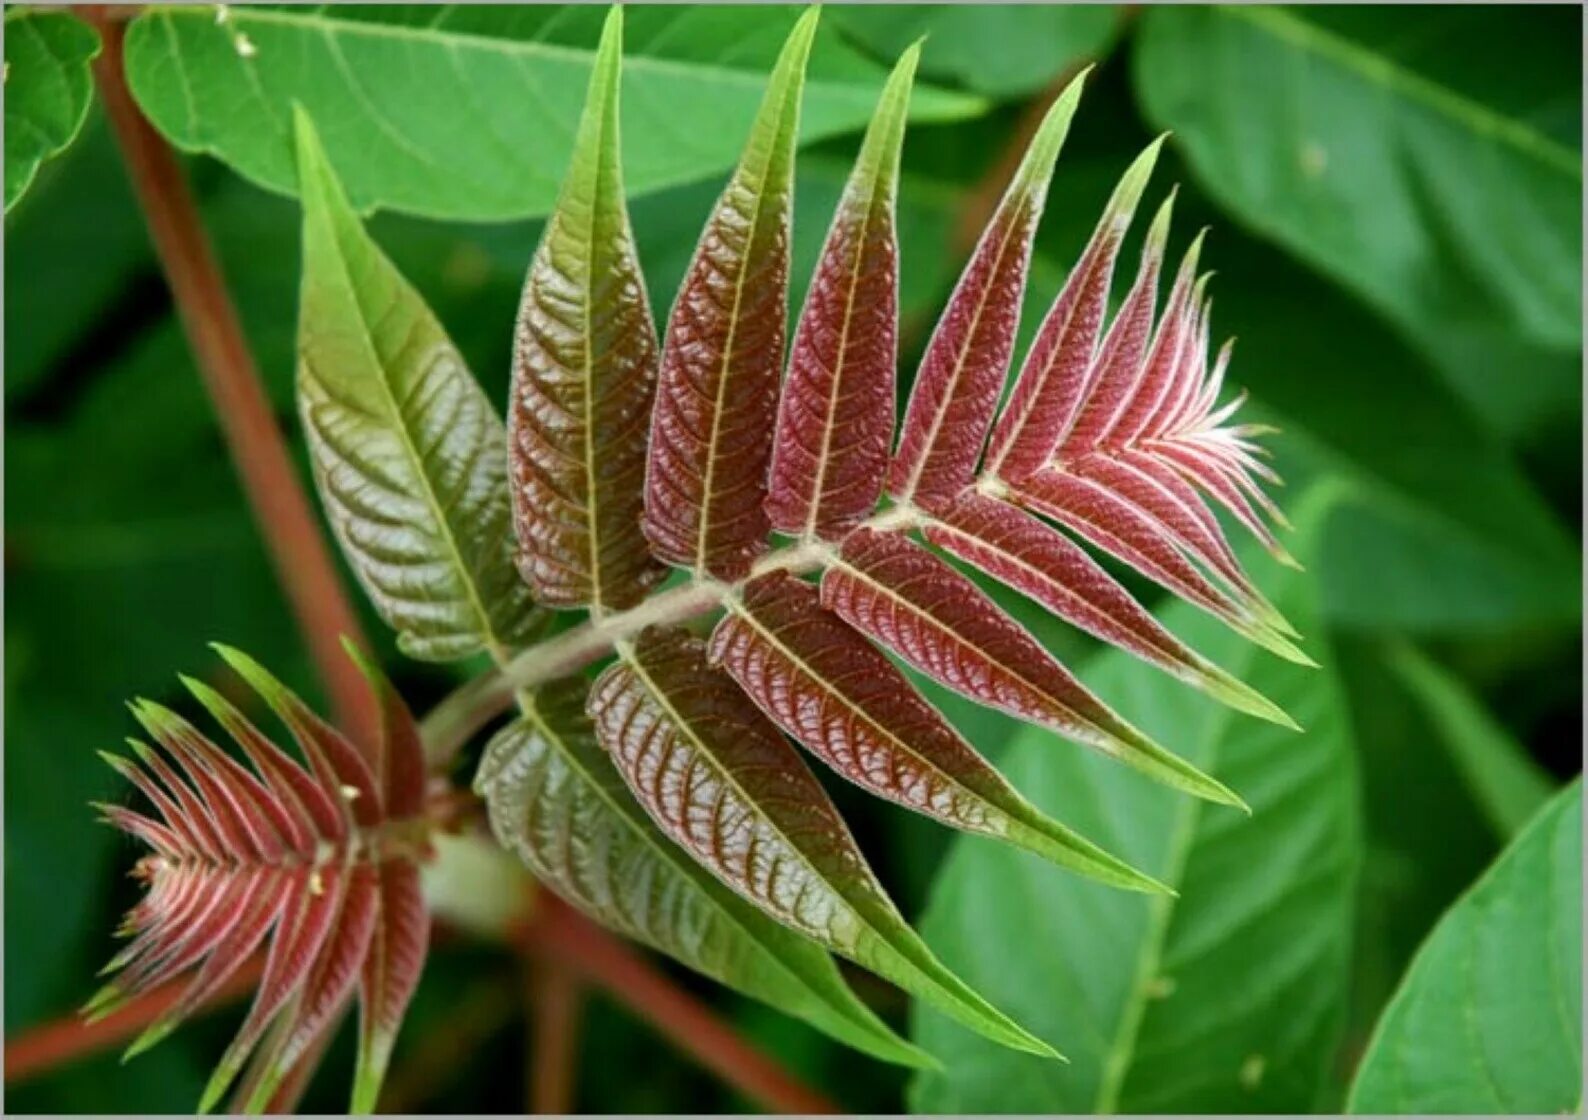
[474,677,929,1068]
[888,72,1084,507]
[911,494,1360,1112]
[922,492,1293,728]
[90,648,432,1114]
[712,572,1162,893]
[591,626,1059,1059]
[644,11,816,580]
[825,529,1241,807]
[765,42,915,540]
[3,10,100,211]
[509,7,666,612]
[1348,781,1581,1114]
[293,109,539,664]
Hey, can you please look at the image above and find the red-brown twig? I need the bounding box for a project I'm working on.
[518,896,840,1115]
[527,957,586,1113]
[4,956,265,1083]
[88,14,381,756]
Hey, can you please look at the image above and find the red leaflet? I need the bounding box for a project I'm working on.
[823,528,1239,804]
[986,138,1166,481]
[888,74,1084,507]
[509,8,666,611]
[91,647,433,1114]
[353,862,430,1113]
[923,493,1292,726]
[710,572,1165,891]
[765,45,915,539]
[644,12,817,579]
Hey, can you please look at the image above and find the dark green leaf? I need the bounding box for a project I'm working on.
[4,9,100,211]
[123,4,984,222]
[909,487,1361,1111]
[830,5,1119,98]
[1132,6,1582,438]
[1348,781,1582,1113]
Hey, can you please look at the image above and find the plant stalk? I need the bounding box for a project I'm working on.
[89,15,381,755]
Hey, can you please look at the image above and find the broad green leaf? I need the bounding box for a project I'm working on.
[910,487,1361,1112]
[473,678,931,1070]
[123,4,985,222]
[4,10,100,212]
[1348,781,1582,1114]
[293,109,540,663]
[593,627,1061,1061]
[831,4,1119,98]
[1132,6,1582,438]
[1383,642,1556,839]
[508,7,664,612]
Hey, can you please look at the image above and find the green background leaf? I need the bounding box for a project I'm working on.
[1132,5,1583,441]
[1348,781,1582,1113]
[908,491,1362,1112]
[4,10,100,211]
[123,4,985,222]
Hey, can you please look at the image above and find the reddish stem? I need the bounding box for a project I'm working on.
[528,958,585,1113]
[88,16,381,756]
[519,896,840,1115]
[4,957,264,1083]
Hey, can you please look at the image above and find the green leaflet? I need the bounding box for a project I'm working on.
[122,5,985,223]
[3,10,100,212]
[831,5,1120,99]
[910,486,1361,1112]
[509,7,665,612]
[473,679,930,1070]
[1348,781,1582,1113]
[1132,6,1581,438]
[1384,642,1556,839]
[293,110,539,663]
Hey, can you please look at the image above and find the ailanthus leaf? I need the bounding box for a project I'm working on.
[351,862,428,1113]
[923,493,1296,728]
[824,529,1243,807]
[93,649,432,1115]
[643,10,817,579]
[765,41,917,540]
[590,626,1060,1059]
[293,108,540,663]
[889,71,1085,506]
[712,572,1166,893]
[475,677,931,1069]
[985,137,1166,480]
[509,7,666,612]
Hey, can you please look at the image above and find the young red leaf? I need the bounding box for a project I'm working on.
[475,677,930,1068]
[765,42,917,540]
[985,137,1166,480]
[509,7,666,612]
[590,625,1061,1059]
[644,10,817,579]
[90,647,433,1115]
[711,572,1166,893]
[888,71,1085,507]
[922,492,1295,727]
[823,528,1243,806]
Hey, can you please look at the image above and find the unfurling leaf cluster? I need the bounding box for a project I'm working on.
[96,2,1305,1097]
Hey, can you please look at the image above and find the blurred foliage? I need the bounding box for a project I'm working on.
[4,3,1579,1113]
